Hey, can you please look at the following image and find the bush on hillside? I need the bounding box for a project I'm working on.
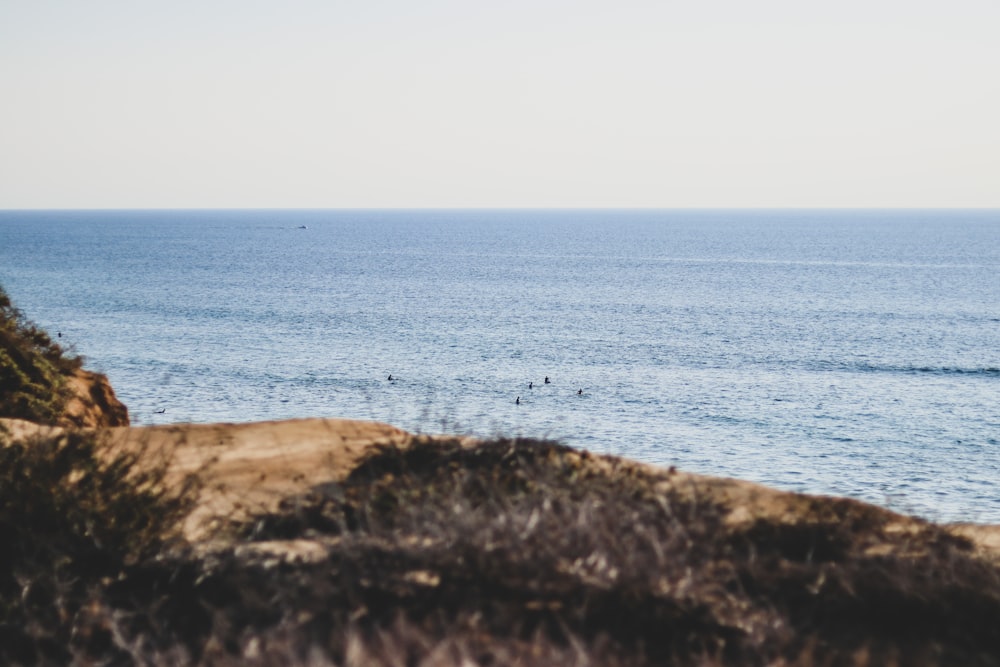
[100,437,1000,666]
[0,286,83,424]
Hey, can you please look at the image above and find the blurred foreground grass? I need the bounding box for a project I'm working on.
[2,430,999,666]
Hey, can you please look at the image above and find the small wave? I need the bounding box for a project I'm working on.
[902,366,1000,377]
[827,362,1000,377]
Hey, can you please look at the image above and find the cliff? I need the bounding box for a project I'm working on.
[0,286,128,427]
[58,368,130,428]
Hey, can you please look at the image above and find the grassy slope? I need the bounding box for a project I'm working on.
[0,286,82,425]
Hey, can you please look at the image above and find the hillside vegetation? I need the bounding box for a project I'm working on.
[0,286,82,424]
[1,431,999,665]
[0,286,128,427]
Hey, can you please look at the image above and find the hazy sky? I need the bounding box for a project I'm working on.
[1,1,998,208]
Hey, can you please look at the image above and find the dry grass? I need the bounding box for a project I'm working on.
[0,428,199,665]
[2,432,999,665]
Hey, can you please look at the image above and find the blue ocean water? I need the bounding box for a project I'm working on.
[1,209,998,522]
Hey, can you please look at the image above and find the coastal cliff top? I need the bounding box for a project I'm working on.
[7,415,998,556]
[3,415,1000,665]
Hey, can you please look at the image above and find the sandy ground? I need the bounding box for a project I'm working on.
[103,418,423,541]
[3,416,998,561]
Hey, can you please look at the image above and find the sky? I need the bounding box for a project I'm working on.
[1,0,998,208]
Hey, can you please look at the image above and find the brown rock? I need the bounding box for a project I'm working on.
[58,369,130,428]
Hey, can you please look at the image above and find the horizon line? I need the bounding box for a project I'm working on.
[2,206,999,212]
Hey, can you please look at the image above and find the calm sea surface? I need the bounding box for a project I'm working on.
[1,210,998,522]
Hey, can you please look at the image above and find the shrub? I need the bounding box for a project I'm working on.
[0,286,83,424]
[3,425,999,665]
[0,428,199,664]
[149,438,1000,665]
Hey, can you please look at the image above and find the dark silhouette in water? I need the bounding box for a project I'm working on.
[387,374,393,381]
[515,396,520,405]
[529,382,533,389]
[154,408,166,414]
[578,388,583,395]
[544,376,550,384]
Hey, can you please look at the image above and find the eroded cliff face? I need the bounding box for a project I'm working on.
[58,369,130,428]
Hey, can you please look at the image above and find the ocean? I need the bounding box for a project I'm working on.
[1,209,998,522]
